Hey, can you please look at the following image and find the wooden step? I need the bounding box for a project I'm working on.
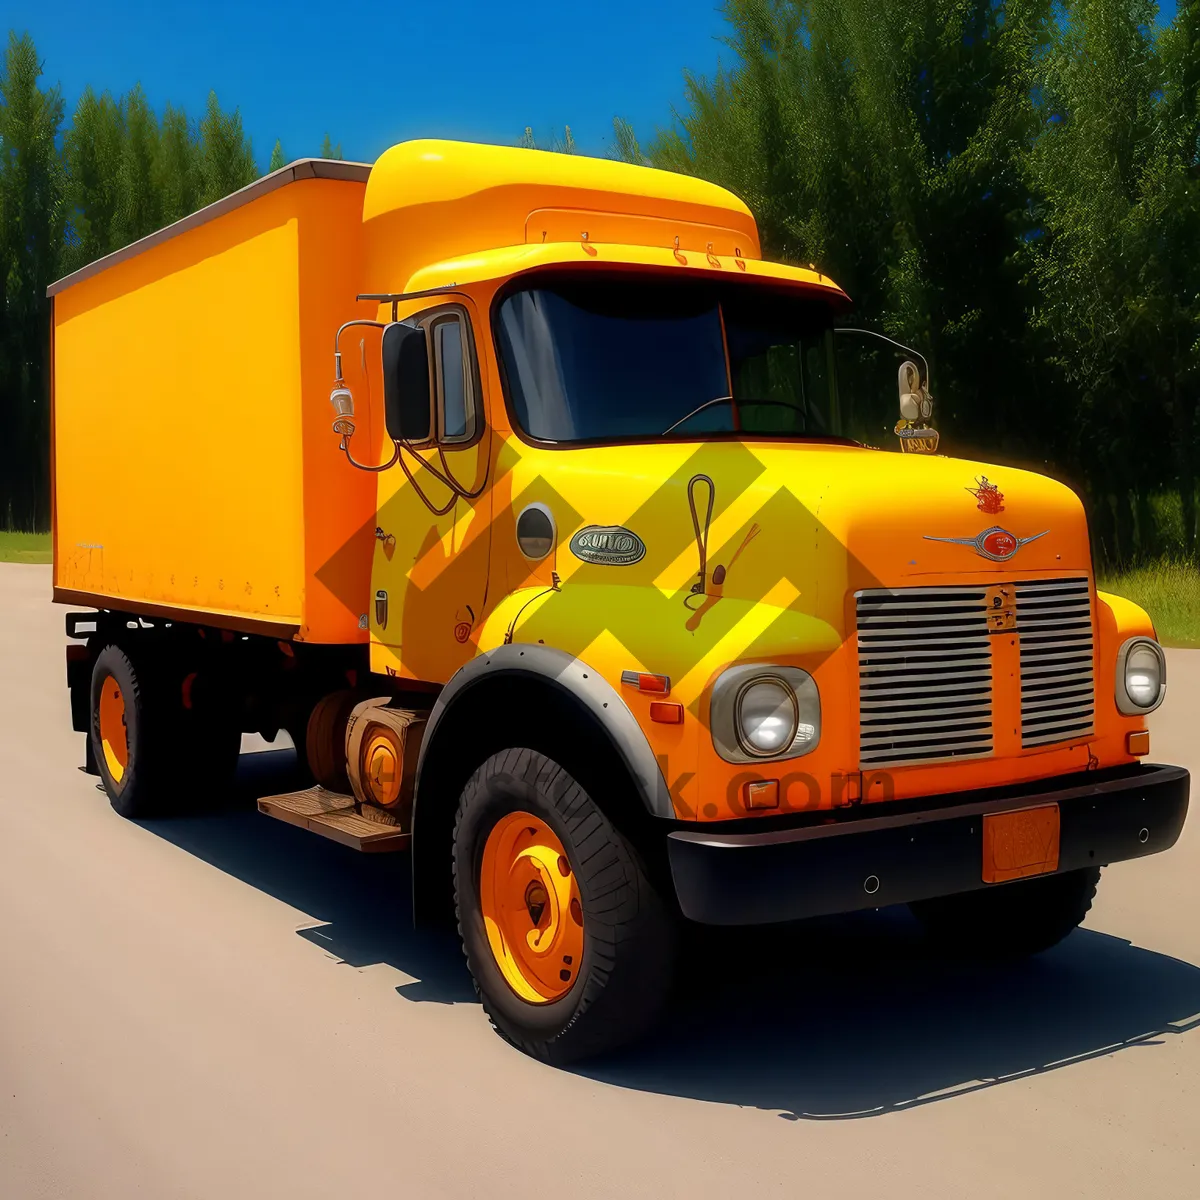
[257,786,410,853]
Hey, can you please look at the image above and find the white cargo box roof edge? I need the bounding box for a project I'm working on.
[46,158,373,299]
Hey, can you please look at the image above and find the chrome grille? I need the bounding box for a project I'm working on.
[1015,577,1094,747]
[856,586,994,767]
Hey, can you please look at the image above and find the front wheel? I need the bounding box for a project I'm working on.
[453,748,676,1064]
[909,866,1101,960]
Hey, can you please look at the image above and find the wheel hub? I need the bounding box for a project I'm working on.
[479,812,584,1004]
[98,677,129,784]
[363,730,401,807]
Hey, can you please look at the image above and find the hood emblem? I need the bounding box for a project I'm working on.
[967,476,1005,514]
[570,525,646,566]
[924,526,1048,562]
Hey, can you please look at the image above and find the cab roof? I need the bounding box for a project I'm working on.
[360,139,767,295]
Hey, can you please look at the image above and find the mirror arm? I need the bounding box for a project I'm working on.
[341,439,402,473]
[357,287,472,322]
[833,327,930,386]
[333,319,388,381]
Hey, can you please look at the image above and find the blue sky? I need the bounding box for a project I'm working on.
[7,0,730,167]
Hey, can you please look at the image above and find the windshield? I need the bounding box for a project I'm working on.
[495,278,847,445]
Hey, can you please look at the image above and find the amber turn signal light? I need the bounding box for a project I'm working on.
[744,780,780,809]
[622,670,670,695]
[1127,730,1150,756]
[649,702,683,724]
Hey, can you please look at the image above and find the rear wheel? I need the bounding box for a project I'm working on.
[305,689,360,792]
[91,643,242,818]
[910,867,1101,960]
[454,748,676,1064]
[90,645,177,819]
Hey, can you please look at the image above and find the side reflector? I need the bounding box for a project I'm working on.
[621,670,670,695]
[649,702,684,724]
[744,780,780,809]
[1127,730,1150,756]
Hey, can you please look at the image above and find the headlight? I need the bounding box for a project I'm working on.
[710,665,821,763]
[1115,637,1166,714]
[737,679,798,756]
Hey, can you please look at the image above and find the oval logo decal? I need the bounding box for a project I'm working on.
[923,525,1048,561]
[981,529,1017,559]
[569,525,646,566]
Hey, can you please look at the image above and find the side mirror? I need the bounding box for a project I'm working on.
[895,359,939,455]
[898,360,930,422]
[329,384,355,440]
[382,321,431,443]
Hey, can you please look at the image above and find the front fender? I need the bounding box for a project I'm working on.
[416,641,673,819]
[1092,589,1159,759]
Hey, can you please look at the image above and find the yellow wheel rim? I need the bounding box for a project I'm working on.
[479,811,585,1004]
[363,729,402,807]
[98,676,129,784]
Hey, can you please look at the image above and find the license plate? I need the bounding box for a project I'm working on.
[982,805,1060,884]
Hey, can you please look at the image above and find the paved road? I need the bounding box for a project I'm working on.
[1,562,1198,1198]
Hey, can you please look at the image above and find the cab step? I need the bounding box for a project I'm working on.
[257,786,410,853]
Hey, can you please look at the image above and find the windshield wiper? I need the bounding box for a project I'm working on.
[661,396,734,436]
[663,397,814,436]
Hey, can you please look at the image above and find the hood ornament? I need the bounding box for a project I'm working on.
[967,476,1005,514]
[924,526,1048,563]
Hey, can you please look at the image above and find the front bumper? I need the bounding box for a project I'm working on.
[668,763,1190,926]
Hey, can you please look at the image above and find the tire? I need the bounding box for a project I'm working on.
[90,643,181,819]
[305,689,359,792]
[909,867,1101,960]
[453,748,677,1065]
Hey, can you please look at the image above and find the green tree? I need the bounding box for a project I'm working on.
[115,83,160,245]
[1153,1,1200,552]
[61,85,123,271]
[319,132,342,160]
[1028,0,1200,561]
[516,125,577,153]
[198,91,257,204]
[155,102,200,225]
[0,31,64,529]
[268,138,285,171]
[611,116,645,164]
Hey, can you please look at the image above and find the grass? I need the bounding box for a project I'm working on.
[1099,558,1200,648]
[0,530,52,565]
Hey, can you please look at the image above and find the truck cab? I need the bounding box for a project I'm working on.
[51,140,1189,1065]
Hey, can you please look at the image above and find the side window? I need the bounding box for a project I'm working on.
[430,313,478,444]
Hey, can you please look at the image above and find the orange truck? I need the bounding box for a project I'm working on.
[48,140,1189,1063]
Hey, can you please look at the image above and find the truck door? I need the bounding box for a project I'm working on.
[369,299,491,682]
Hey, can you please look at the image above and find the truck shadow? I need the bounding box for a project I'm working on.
[145,749,477,1005]
[147,749,1200,1120]
[585,913,1200,1119]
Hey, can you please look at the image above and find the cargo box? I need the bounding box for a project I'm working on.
[50,160,378,643]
